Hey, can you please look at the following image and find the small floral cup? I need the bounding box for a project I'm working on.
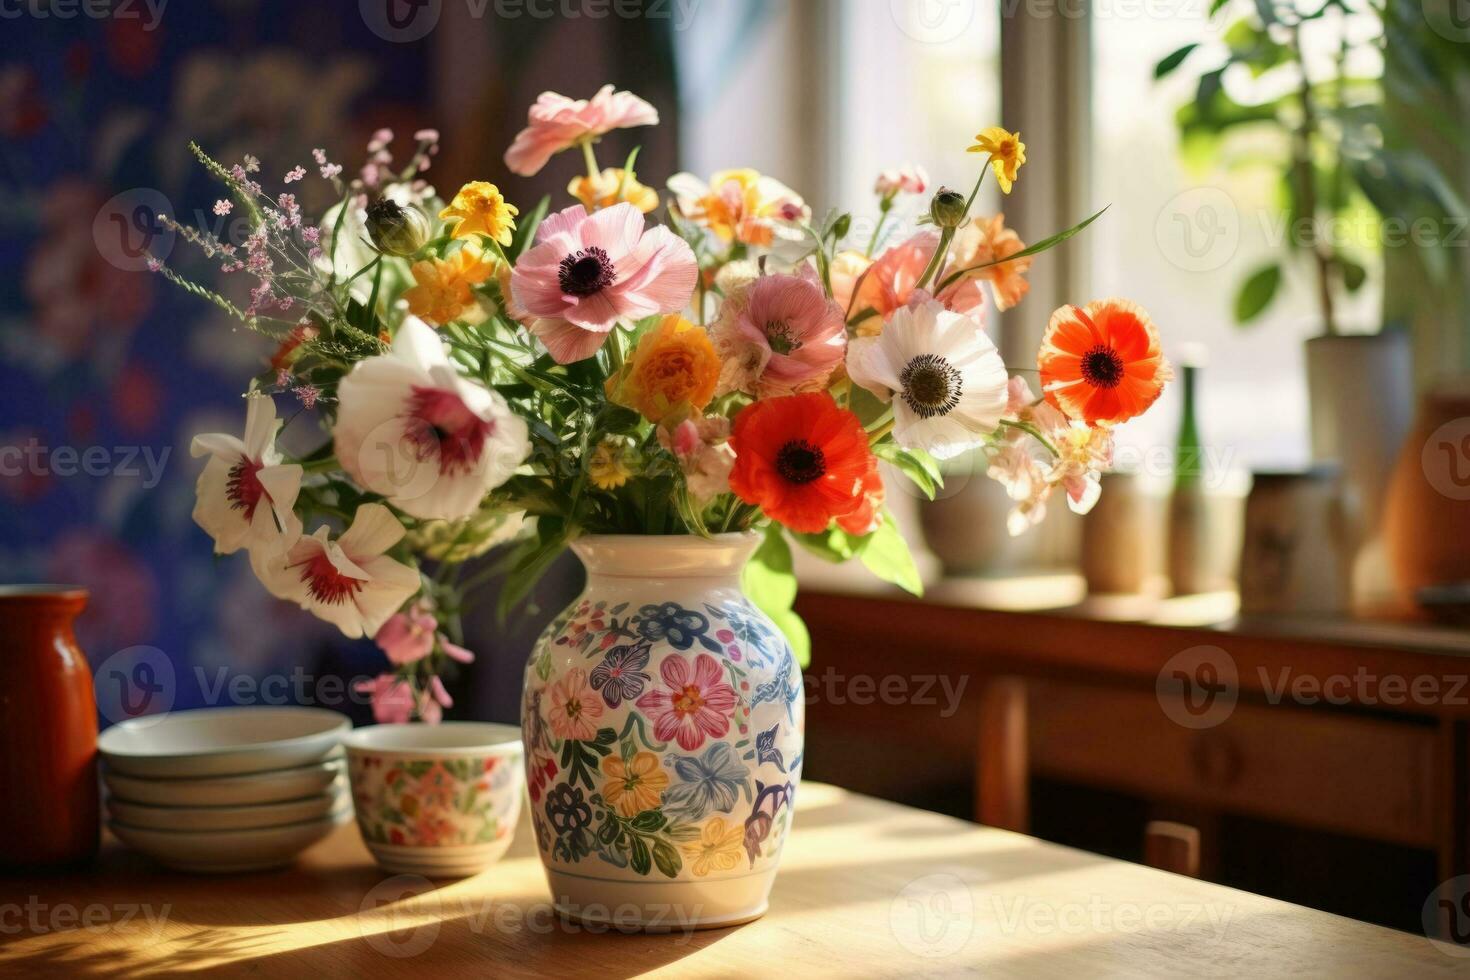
[342,722,523,877]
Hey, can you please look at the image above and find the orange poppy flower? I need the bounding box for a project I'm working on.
[1037,299,1168,426]
[729,392,882,534]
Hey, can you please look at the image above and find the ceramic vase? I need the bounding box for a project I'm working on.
[520,533,803,930]
[1383,387,1470,608]
[0,586,98,868]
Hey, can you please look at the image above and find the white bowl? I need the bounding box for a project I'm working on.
[109,810,351,873]
[99,706,350,777]
[103,757,346,807]
[106,789,345,832]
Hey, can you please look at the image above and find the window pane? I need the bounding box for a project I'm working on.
[1091,1,1384,473]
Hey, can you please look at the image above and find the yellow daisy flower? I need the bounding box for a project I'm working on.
[600,751,669,817]
[967,127,1026,194]
[680,816,745,877]
[588,438,634,490]
[439,181,518,245]
[568,167,659,213]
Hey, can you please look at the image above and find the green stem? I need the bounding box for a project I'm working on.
[581,140,600,180]
[915,227,954,292]
[865,197,894,257]
[297,455,340,473]
[999,418,1059,458]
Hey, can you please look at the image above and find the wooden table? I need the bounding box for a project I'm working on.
[2,783,1458,977]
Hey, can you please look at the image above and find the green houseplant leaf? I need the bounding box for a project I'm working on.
[1234,264,1282,324]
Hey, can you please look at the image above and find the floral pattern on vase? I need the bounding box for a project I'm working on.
[521,534,803,926]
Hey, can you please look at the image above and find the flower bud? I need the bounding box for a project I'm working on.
[929,188,968,229]
[365,198,431,256]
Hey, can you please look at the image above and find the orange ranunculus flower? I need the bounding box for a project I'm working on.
[606,315,720,423]
[568,167,659,213]
[403,242,498,326]
[949,213,1033,312]
[729,391,883,534]
[1038,299,1168,426]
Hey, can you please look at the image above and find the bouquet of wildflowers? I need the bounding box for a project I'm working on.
[158,86,1169,722]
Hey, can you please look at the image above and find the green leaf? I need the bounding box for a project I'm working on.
[1339,256,1367,292]
[652,839,682,878]
[1195,68,1225,118]
[874,443,942,500]
[497,518,574,623]
[629,835,652,876]
[857,510,923,596]
[742,525,810,667]
[937,206,1110,291]
[629,810,666,833]
[793,528,858,563]
[768,606,811,670]
[509,195,550,260]
[1154,43,1198,79]
[1234,264,1282,324]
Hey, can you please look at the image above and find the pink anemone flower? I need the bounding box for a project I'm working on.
[719,272,846,398]
[503,85,658,177]
[509,203,697,364]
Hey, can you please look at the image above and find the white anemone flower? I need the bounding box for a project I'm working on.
[334,316,531,521]
[190,394,303,557]
[258,503,420,639]
[847,299,1009,460]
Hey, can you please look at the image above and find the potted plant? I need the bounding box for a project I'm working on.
[1156,0,1462,600]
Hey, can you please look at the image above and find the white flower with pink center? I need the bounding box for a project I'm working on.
[334,317,531,520]
[190,394,303,558]
[258,503,420,639]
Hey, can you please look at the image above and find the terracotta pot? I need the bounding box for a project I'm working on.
[520,534,802,930]
[0,586,98,868]
[1383,388,1470,606]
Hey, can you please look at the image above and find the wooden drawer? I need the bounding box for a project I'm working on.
[1026,681,1438,848]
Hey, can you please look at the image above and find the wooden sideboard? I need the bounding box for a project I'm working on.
[797,588,1470,936]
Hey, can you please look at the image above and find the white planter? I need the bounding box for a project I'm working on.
[1304,332,1414,609]
[520,533,803,930]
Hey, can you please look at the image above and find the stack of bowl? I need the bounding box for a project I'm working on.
[99,706,351,873]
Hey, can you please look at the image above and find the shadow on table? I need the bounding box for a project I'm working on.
[0,927,286,979]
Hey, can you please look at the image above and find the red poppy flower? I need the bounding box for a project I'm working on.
[729,392,882,534]
[1038,299,1168,426]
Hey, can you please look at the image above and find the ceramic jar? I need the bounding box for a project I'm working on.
[1383,388,1470,608]
[0,586,98,868]
[521,534,803,930]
